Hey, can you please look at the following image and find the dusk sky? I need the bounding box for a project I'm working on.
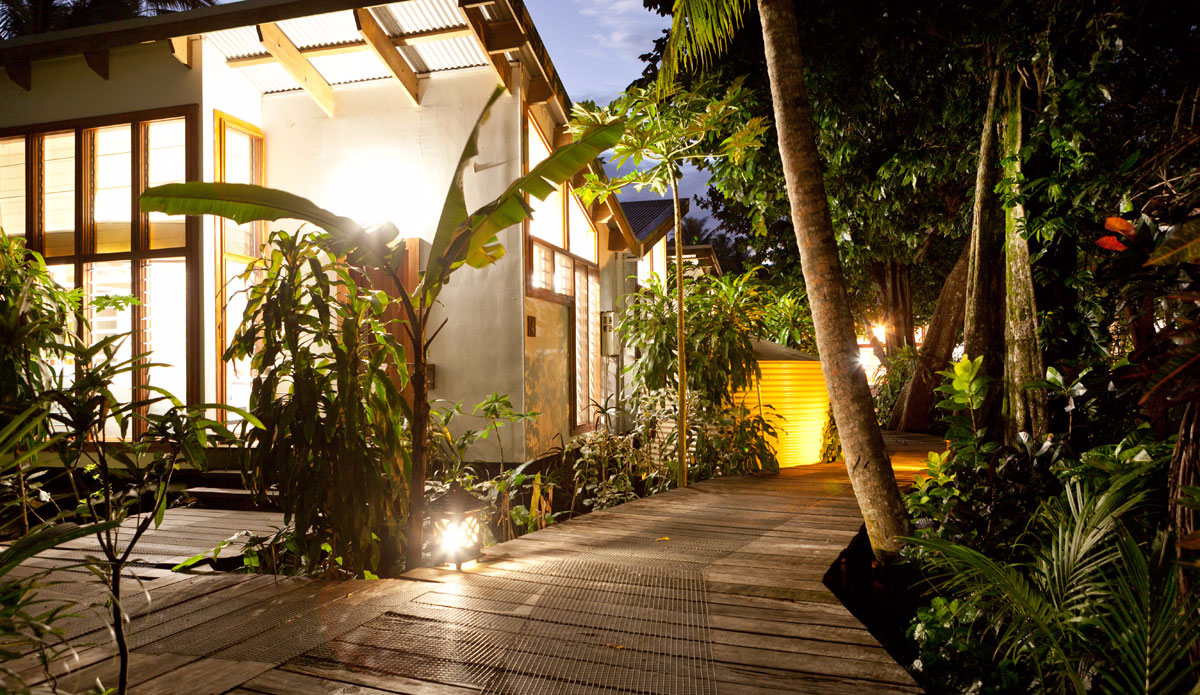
[524,0,713,223]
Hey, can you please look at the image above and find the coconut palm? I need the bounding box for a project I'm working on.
[662,0,910,558]
[0,0,214,39]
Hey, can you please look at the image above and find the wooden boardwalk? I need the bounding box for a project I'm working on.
[8,437,941,694]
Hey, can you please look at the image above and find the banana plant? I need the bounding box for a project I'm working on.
[140,86,623,570]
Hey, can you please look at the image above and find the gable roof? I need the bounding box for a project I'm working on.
[620,198,688,258]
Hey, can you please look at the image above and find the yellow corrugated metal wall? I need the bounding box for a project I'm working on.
[737,361,829,467]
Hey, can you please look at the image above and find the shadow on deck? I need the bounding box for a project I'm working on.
[8,433,943,694]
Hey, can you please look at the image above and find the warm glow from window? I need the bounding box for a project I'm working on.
[43,132,75,257]
[93,125,132,253]
[147,119,186,249]
[568,191,597,263]
[0,138,25,237]
[144,258,188,412]
[87,261,133,439]
[527,116,564,246]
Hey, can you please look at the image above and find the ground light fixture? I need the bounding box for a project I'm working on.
[427,481,485,570]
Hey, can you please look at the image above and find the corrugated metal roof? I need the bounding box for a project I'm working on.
[203,0,487,94]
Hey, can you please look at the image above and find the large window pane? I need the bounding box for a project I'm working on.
[86,261,133,439]
[43,132,75,257]
[527,117,564,246]
[93,126,131,253]
[45,264,76,395]
[223,258,253,416]
[147,119,186,249]
[568,192,597,263]
[0,138,25,238]
[143,258,187,413]
[222,127,258,256]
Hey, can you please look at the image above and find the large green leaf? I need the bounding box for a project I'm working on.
[141,182,361,235]
[1146,218,1200,266]
[421,102,624,299]
[0,520,120,578]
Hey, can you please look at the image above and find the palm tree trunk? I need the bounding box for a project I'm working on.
[756,0,910,559]
[670,174,688,488]
[999,72,1046,443]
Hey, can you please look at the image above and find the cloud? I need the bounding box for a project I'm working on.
[570,0,669,65]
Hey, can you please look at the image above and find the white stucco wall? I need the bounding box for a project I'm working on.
[0,41,201,127]
[261,68,527,462]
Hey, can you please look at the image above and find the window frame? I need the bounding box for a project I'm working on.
[0,105,203,419]
[522,107,604,432]
[213,110,265,417]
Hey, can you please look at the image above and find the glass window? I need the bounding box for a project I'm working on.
[223,258,254,417]
[43,132,75,257]
[143,258,188,413]
[86,261,134,440]
[568,192,597,263]
[147,119,186,249]
[527,117,564,246]
[0,138,25,237]
[216,112,264,415]
[574,266,602,426]
[93,125,132,253]
[14,110,196,437]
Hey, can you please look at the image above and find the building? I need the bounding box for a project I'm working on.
[0,0,668,462]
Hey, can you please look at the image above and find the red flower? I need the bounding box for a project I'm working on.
[1096,235,1129,252]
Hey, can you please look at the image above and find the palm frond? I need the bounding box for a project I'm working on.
[661,0,749,84]
[1096,533,1200,695]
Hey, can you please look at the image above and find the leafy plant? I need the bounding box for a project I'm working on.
[0,232,79,534]
[906,473,1200,695]
[0,407,119,694]
[142,86,622,571]
[225,229,409,578]
[873,345,919,428]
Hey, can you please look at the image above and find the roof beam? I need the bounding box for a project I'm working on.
[481,20,525,54]
[354,8,420,105]
[525,76,552,105]
[3,61,31,91]
[225,26,474,68]
[83,49,109,79]
[256,22,335,117]
[169,36,193,68]
[458,5,510,91]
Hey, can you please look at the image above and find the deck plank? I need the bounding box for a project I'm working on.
[13,435,941,694]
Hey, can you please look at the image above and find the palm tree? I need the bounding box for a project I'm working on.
[1,0,214,39]
[663,0,911,559]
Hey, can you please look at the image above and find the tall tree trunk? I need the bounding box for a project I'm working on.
[757,0,910,560]
[870,260,915,360]
[671,174,688,488]
[964,66,1007,436]
[999,73,1046,443]
[889,243,970,432]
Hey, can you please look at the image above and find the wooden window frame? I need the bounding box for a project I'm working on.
[212,110,265,416]
[0,105,203,420]
[522,106,602,433]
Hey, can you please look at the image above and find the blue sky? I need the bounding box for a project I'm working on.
[524,1,712,222]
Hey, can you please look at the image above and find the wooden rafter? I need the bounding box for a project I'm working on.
[3,61,31,91]
[169,36,193,68]
[256,22,335,117]
[83,49,109,79]
[354,8,420,105]
[457,4,510,91]
[481,20,525,54]
[225,26,474,69]
[525,76,552,105]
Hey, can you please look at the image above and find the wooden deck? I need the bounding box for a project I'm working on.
[8,436,941,694]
